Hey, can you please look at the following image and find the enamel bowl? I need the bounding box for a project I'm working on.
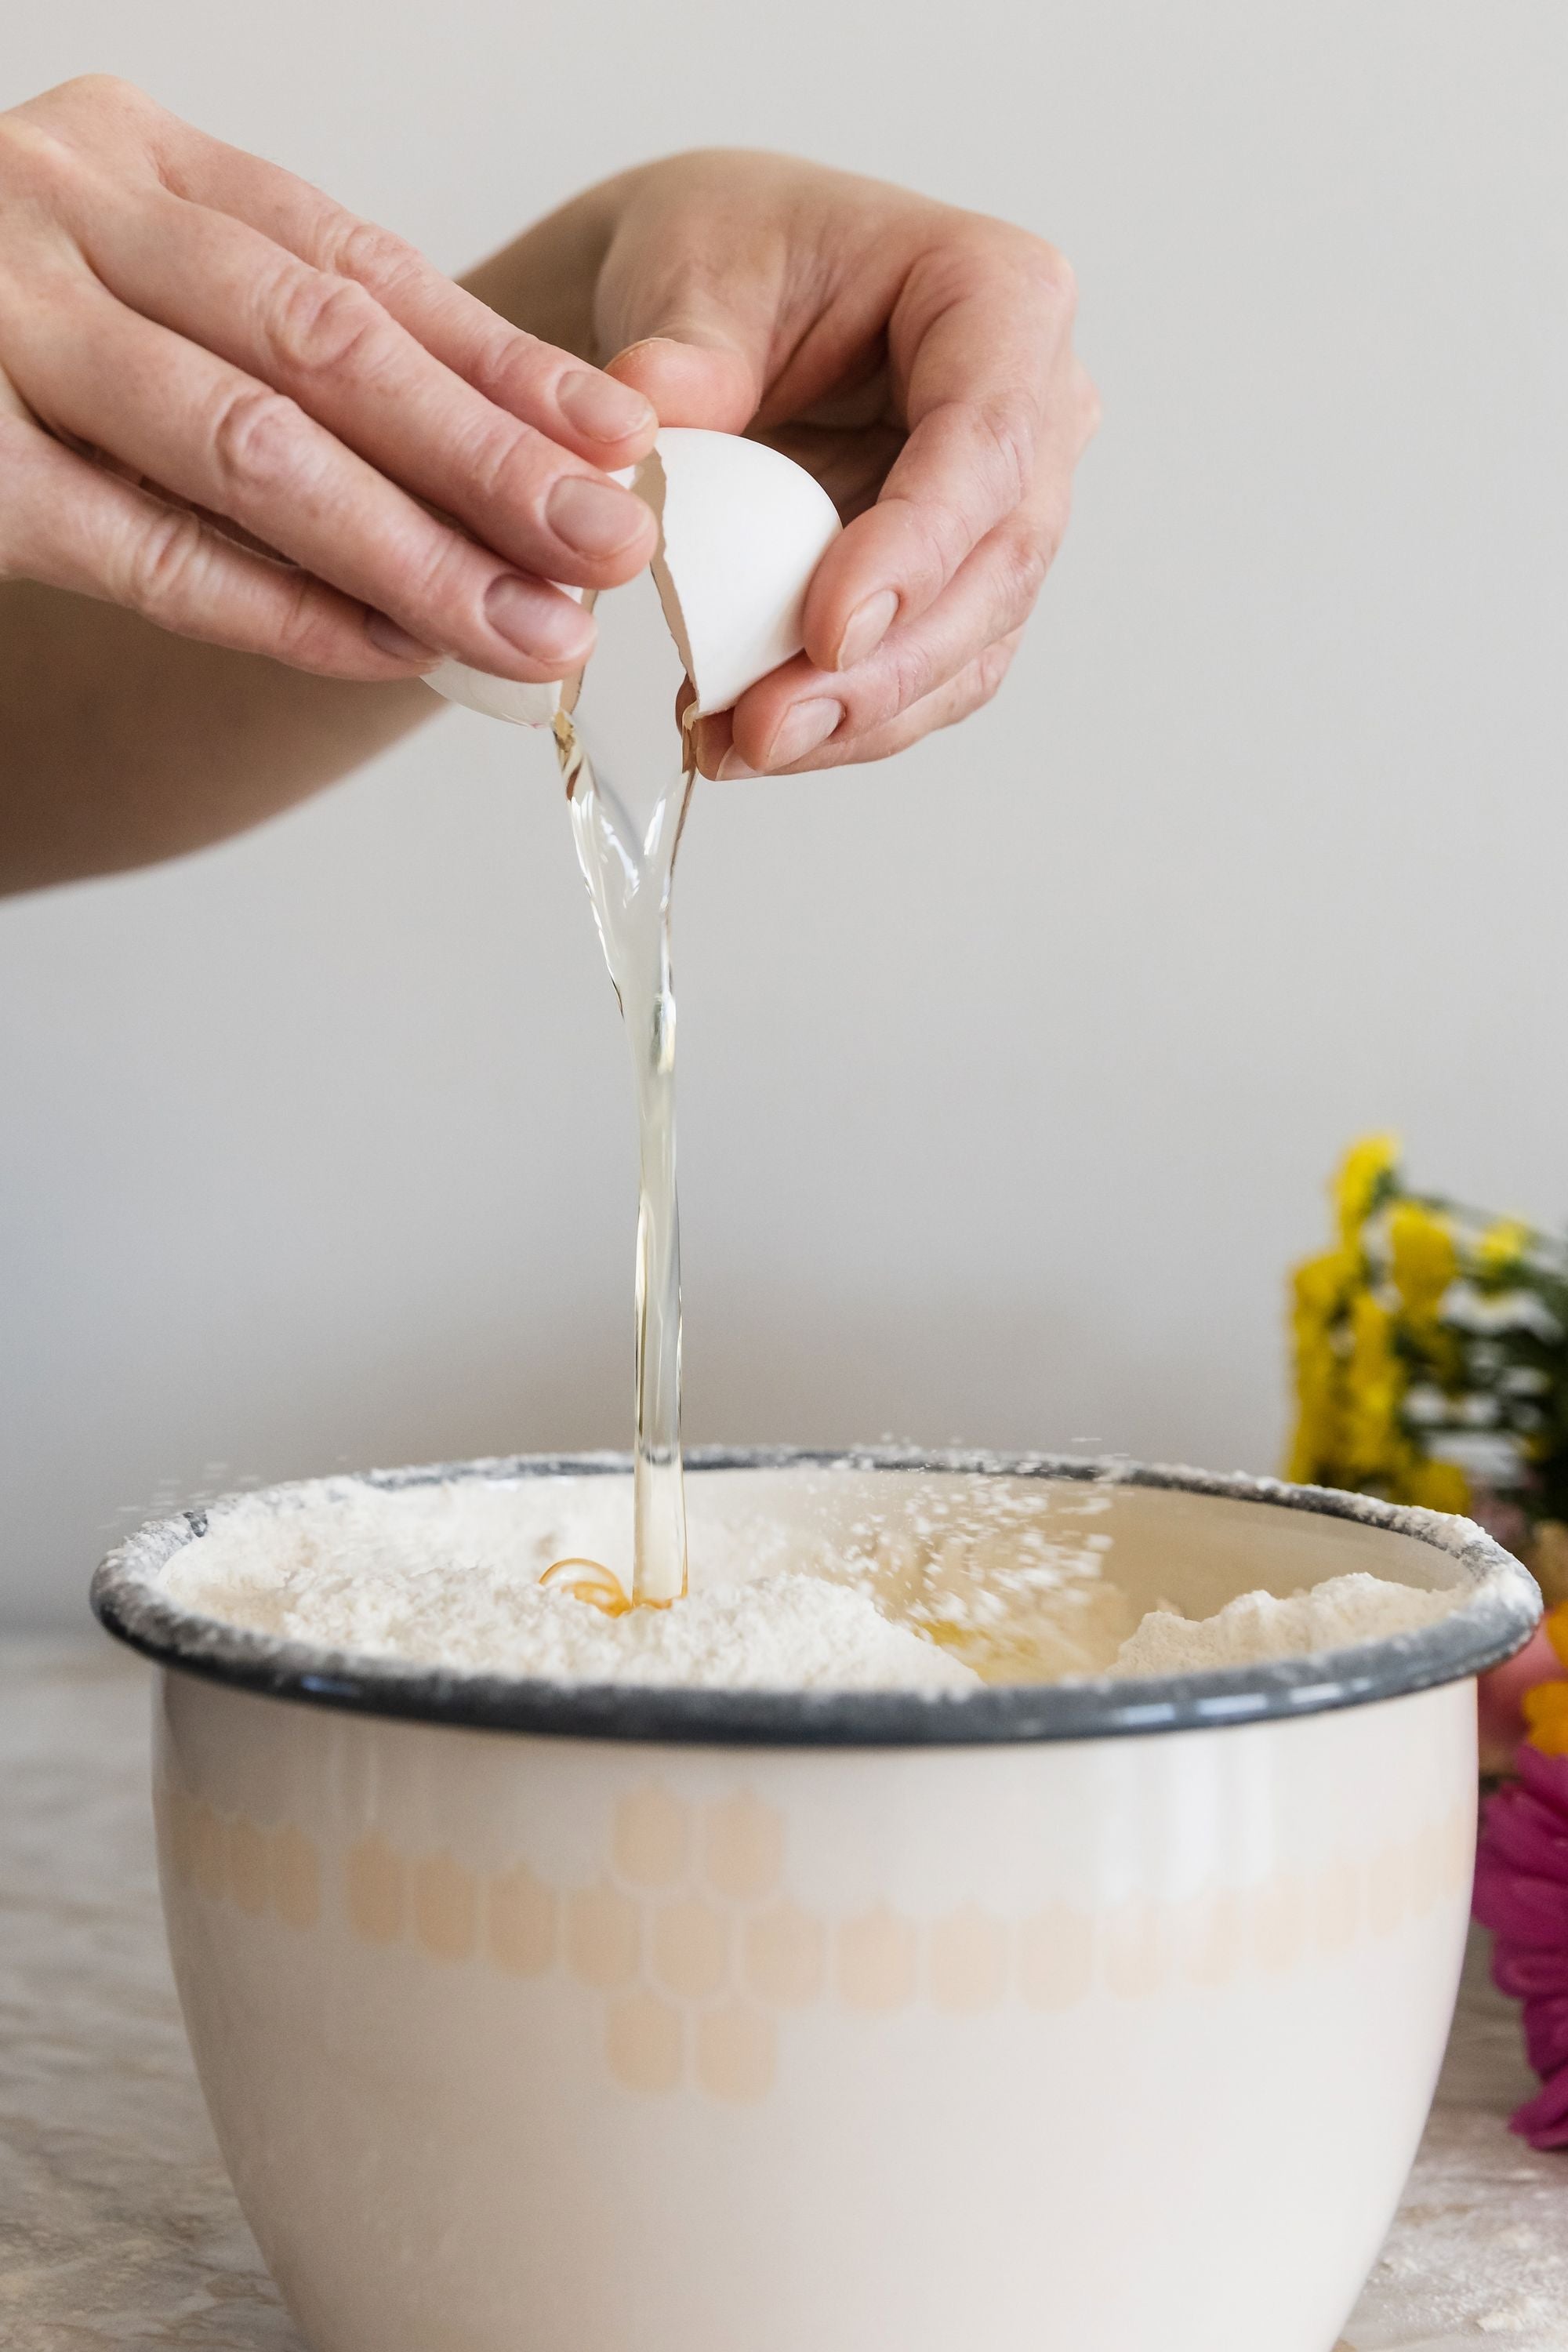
[93,1448,1538,2352]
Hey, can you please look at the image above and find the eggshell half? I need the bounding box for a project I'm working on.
[425,430,841,727]
[423,659,568,728]
[643,427,842,717]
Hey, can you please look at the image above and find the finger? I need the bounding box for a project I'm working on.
[607,335,760,432]
[0,409,429,679]
[155,125,659,460]
[695,635,1022,779]
[799,237,1083,670]
[593,184,778,430]
[720,511,1050,772]
[9,267,597,680]
[71,180,658,587]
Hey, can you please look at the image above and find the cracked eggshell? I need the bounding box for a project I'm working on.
[643,427,842,717]
[425,583,588,728]
[425,429,840,727]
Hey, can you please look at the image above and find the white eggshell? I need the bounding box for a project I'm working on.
[644,427,842,717]
[424,659,566,727]
[423,430,840,726]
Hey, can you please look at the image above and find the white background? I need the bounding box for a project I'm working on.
[2,4,1564,1622]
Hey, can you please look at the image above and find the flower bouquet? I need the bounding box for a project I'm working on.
[1290,1135,1568,2144]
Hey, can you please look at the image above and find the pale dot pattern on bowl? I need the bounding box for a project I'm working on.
[613,1787,688,1890]
[345,1833,405,1946]
[927,1906,1007,2014]
[743,1901,825,2008]
[695,2005,777,2104]
[487,1864,557,1978]
[702,1793,785,1904]
[836,1904,920,2014]
[607,1991,684,2096]
[270,1824,321,1931]
[166,1792,321,1933]
[413,1853,479,1965]
[1252,1876,1308,1976]
[567,1882,641,1992]
[1315,1860,1361,1957]
[1103,1904,1171,2002]
[158,1779,1475,2109]
[1018,1903,1094,2010]
[652,1898,730,2003]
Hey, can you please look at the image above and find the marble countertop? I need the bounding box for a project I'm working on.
[3,1636,1567,2352]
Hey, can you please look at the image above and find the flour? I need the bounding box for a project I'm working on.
[155,1478,1460,1693]
[158,1483,978,1693]
[1114,1571,1458,1676]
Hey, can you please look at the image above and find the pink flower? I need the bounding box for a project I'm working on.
[1474,1743,1568,2147]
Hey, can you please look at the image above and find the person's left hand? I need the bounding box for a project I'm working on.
[494,152,1098,780]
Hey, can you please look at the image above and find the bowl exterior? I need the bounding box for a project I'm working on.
[154,1663,1475,2352]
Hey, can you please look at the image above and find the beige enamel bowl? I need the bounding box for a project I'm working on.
[93,1448,1538,2352]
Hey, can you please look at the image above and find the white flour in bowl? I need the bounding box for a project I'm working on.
[1113,1572,1460,1677]
[154,1476,1461,1693]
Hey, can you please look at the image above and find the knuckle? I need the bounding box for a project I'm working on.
[47,72,147,117]
[0,115,82,201]
[1000,527,1051,617]
[208,384,309,499]
[394,526,485,627]
[896,488,970,592]
[268,267,387,382]
[463,419,551,512]
[972,635,1017,707]
[118,503,209,616]
[996,227,1078,316]
[273,570,352,671]
[871,636,939,723]
[972,390,1037,508]
[1029,240,1079,314]
[325,216,426,302]
[466,319,551,407]
[932,644,1011,739]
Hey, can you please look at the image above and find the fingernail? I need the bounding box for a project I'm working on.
[690,714,728,774]
[547,474,652,558]
[717,748,758,780]
[764,698,844,769]
[365,613,437,665]
[835,588,899,670]
[556,368,656,445]
[485,575,594,662]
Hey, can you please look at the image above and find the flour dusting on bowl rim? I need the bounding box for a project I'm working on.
[91,1446,1541,1748]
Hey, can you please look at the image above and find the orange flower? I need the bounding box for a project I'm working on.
[1524,1679,1568,1760]
[1548,1603,1568,1675]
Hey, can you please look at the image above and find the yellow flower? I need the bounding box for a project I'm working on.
[1403,1459,1470,1516]
[1475,1217,1531,1285]
[1293,1248,1353,1323]
[1388,1201,1457,1327]
[1343,1291,1408,1486]
[1525,1679,1568,1759]
[1287,1249,1355,1484]
[1334,1133,1400,1247]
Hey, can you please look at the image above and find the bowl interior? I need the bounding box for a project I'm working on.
[93,1450,1541,1747]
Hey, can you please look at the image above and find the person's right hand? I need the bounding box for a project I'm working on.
[0,78,659,682]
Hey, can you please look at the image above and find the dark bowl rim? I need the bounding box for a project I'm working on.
[90,1446,1541,1748]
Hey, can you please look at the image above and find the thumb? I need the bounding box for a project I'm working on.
[605,332,761,434]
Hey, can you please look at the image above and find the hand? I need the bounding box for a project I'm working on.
[0,78,659,684]
[583,153,1098,777]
